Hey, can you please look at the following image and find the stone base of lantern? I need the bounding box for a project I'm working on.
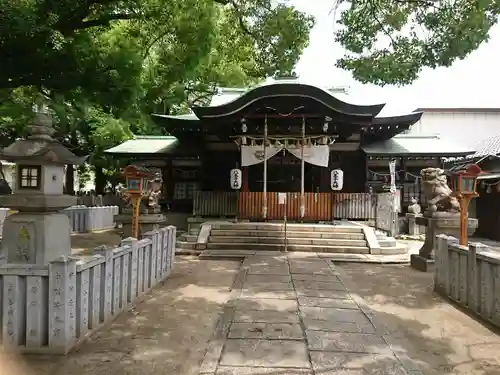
[115,213,167,239]
[1,212,72,264]
[411,212,478,272]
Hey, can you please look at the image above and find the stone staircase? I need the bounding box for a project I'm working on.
[175,221,409,258]
[175,219,203,255]
[205,222,370,254]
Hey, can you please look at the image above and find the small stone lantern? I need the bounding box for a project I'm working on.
[0,107,86,264]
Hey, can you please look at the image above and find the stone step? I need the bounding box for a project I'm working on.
[176,241,196,250]
[208,236,367,247]
[378,244,408,255]
[180,234,197,243]
[199,250,254,260]
[176,249,202,256]
[209,229,365,240]
[212,223,363,233]
[206,242,370,254]
[379,238,397,247]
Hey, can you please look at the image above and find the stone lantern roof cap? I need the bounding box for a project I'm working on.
[0,111,87,165]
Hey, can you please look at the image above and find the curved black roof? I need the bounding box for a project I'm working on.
[191,83,385,118]
[372,111,423,126]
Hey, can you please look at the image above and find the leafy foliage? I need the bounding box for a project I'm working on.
[0,0,313,192]
[334,0,500,86]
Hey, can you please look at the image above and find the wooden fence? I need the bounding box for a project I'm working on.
[434,235,500,329]
[237,192,333,221]
[192,191,378,221]
[0,226,176,354]
[192,191,238,217]
[332,193,375,220]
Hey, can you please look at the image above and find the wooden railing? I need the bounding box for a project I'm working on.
[238,192,333,221]
[332,193,375,220]
[192,191,378,221]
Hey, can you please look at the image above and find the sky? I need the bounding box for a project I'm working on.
[291,0,500,115]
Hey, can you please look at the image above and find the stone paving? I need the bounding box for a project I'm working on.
[198,254,420,375]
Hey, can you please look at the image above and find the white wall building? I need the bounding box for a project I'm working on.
[407,108,500,150]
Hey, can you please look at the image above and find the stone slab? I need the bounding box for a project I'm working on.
[232,309,300,324]
[310,352,407,375]
[219,339,310,368]
[295,289,351,299]
[289,266,335,275]
[216,367,312,375]
[302,318,376,334]
[306,331,390,353]
[228,322,304,340]
[410,254,435,272]
[291,274,341,282]
[299,307,368,323]
[246,266,290,276]
[242,281,294,291]
[298,296,358,309]
[294,280,347,291]
[245,274,292,283]
[232,298,298,312]
[240,289,296,300]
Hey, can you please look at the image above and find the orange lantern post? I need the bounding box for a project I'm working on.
[121,165,153,239]
[450,164,482,246]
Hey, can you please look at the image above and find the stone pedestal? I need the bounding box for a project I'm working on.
[114,213,167,238]
[1,212,72,264]
[411,212,478,272]
[410,253,435,272]
[406,213,424,235]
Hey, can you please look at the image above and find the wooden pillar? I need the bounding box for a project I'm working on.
[242,166,249,192]
[164,160,174,202]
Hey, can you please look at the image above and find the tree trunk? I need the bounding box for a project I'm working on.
[94,166,106,194]
[65,164,75,195]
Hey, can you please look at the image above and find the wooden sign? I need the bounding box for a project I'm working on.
[278,192,286,204]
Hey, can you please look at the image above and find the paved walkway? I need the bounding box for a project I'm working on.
[198,253,419,375]
[2,254,500,375]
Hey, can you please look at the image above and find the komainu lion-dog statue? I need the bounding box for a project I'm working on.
[420,167,460,214]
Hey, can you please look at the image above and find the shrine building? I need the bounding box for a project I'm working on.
[106,78,474,224]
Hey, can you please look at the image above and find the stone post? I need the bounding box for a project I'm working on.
[48,256,77,354]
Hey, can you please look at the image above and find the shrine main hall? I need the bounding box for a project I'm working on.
[106,78,473,223]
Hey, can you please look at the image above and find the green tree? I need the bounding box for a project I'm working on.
[0,0,313,92]
[334,0,500,86]
[0,0,314,193]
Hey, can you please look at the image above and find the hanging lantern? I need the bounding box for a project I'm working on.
[331,169,344,191]
[229,168,242,190]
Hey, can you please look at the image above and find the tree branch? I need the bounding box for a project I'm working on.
[71,13,138,31]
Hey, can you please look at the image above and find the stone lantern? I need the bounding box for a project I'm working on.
[0,107,86,264]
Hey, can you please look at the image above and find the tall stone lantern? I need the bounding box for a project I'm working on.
[0,107,86,264]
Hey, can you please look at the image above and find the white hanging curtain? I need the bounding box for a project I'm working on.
[286,144,330,167]
[241,145,284,167]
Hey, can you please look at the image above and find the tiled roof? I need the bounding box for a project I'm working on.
[472,135,500,157]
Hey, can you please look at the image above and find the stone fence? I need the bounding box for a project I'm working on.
[0,206,119,235]
[434,235,500,328]
[63,205,119,233]
[0,208,9,233]
[0,225,176,354]
[77,194,123,208]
